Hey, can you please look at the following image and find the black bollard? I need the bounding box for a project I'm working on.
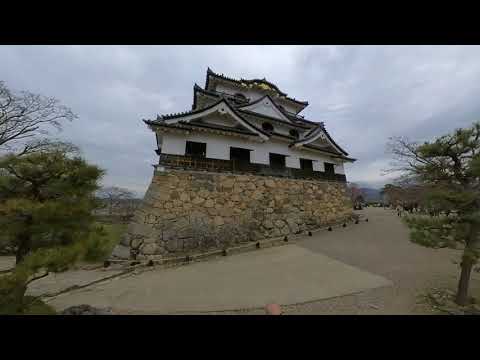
[283,236,288,242]
[328,227,332,231]
[103,260,111,268]
[222,249,227,256]
[365,218,369,222]
[256,242,260,249]
[342,223,346,227]
[308,231,312,236]
[355,219,359,224]
[147,259,154,267]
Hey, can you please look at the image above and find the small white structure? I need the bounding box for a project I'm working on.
[145,68,355,181]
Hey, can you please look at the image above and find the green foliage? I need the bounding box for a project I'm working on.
[83,224,116,262]
[403,215,464,249]
[390,122,480,304]
[0,146,105,262]
[0,219,127,314]
[0,145,109,314]
[89,222,128,261]
[0,241,79,314]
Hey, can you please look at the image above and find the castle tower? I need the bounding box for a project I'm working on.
[111,69,356,260]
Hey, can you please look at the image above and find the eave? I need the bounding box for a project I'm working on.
[291,125,349,157]
[144,119,262,141]
[300,144,355,162]
[146,98,271,141]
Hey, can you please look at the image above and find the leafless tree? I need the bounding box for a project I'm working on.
[0,80,77,156]
[347,182,364,206]
[97,186,136,217]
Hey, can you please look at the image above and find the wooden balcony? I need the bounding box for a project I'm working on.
[158,154,347,182]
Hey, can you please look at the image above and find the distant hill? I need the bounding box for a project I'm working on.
[359,188,382,202]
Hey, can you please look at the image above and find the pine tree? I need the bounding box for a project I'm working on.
[388,123,480,305]
[0,144,107,314]
[0,144,106,263]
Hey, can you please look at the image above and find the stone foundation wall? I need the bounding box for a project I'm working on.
[111,169,353,260]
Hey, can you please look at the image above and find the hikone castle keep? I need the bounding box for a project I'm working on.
[112,69,356,260]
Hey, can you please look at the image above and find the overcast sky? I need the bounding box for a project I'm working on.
[1,45,480,195]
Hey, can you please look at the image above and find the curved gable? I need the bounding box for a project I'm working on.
[159,99,270,141]
[237,95,292,123]
[292,125,349,156]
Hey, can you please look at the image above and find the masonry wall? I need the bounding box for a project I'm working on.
[111,169,354,260]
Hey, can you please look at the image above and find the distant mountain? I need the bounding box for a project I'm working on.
[359,188,382,202]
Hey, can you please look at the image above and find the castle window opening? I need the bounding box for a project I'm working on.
[324,162,335,175]
[269,153,286,169]
[185,141,207,158]
[230,147,251,164]
[300,158,313,171]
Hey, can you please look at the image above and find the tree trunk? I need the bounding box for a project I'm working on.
[456,223,480,306]
[456,259,473,306]
[15,225,32,265]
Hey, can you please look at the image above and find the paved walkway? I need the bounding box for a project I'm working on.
[46,244,391,313]
[289,207,480,314]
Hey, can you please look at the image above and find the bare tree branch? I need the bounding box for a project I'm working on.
[97,186,136,216]
[0,80,77,156]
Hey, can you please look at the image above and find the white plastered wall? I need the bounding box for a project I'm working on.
[335,163,345,174]
[161,133,186,155]
[159,131,346,172]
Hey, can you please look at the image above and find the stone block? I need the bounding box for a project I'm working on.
[265,179,276,188]
[263,220,274,229]
[204,199,215,208]
[165,238,181,252]
[141,243,159,255]
[222,179,235,188]
[111,244,131,259]
[275,220,286,228]
[192,197,205,205]
[214,216,224,226]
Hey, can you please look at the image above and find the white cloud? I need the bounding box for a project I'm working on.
[2,45,480,195]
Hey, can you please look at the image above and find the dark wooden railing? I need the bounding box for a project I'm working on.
[158,154,346,182]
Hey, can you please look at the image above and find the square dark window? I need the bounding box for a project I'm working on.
[185,141,206,158]
[269,153,286,169]
[300,158,313,171]
[324,162,335,175]
[230,147,251,163]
